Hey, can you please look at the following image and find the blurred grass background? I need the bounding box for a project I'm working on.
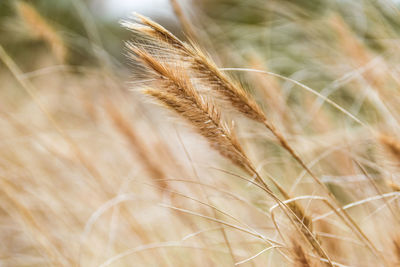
[0,0,178,66]
[1,0,400,266]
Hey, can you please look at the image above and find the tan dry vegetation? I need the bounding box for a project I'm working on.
[1,0,400,266]
[16,1,67,63]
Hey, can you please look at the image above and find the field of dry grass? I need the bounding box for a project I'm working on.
[1,0,400,266]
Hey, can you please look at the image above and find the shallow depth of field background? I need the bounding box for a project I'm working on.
[1,0,400,266]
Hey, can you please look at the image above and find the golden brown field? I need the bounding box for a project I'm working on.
[1,0,400,266]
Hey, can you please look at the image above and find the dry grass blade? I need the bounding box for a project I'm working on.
[0,178,68,266]
[104,100,169,190]
[292,241,316,267]
[16,1,66,62]
[169,0,197,40]
[379,133,400,162]
[386,180,400,192]
[393,235,400,265]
